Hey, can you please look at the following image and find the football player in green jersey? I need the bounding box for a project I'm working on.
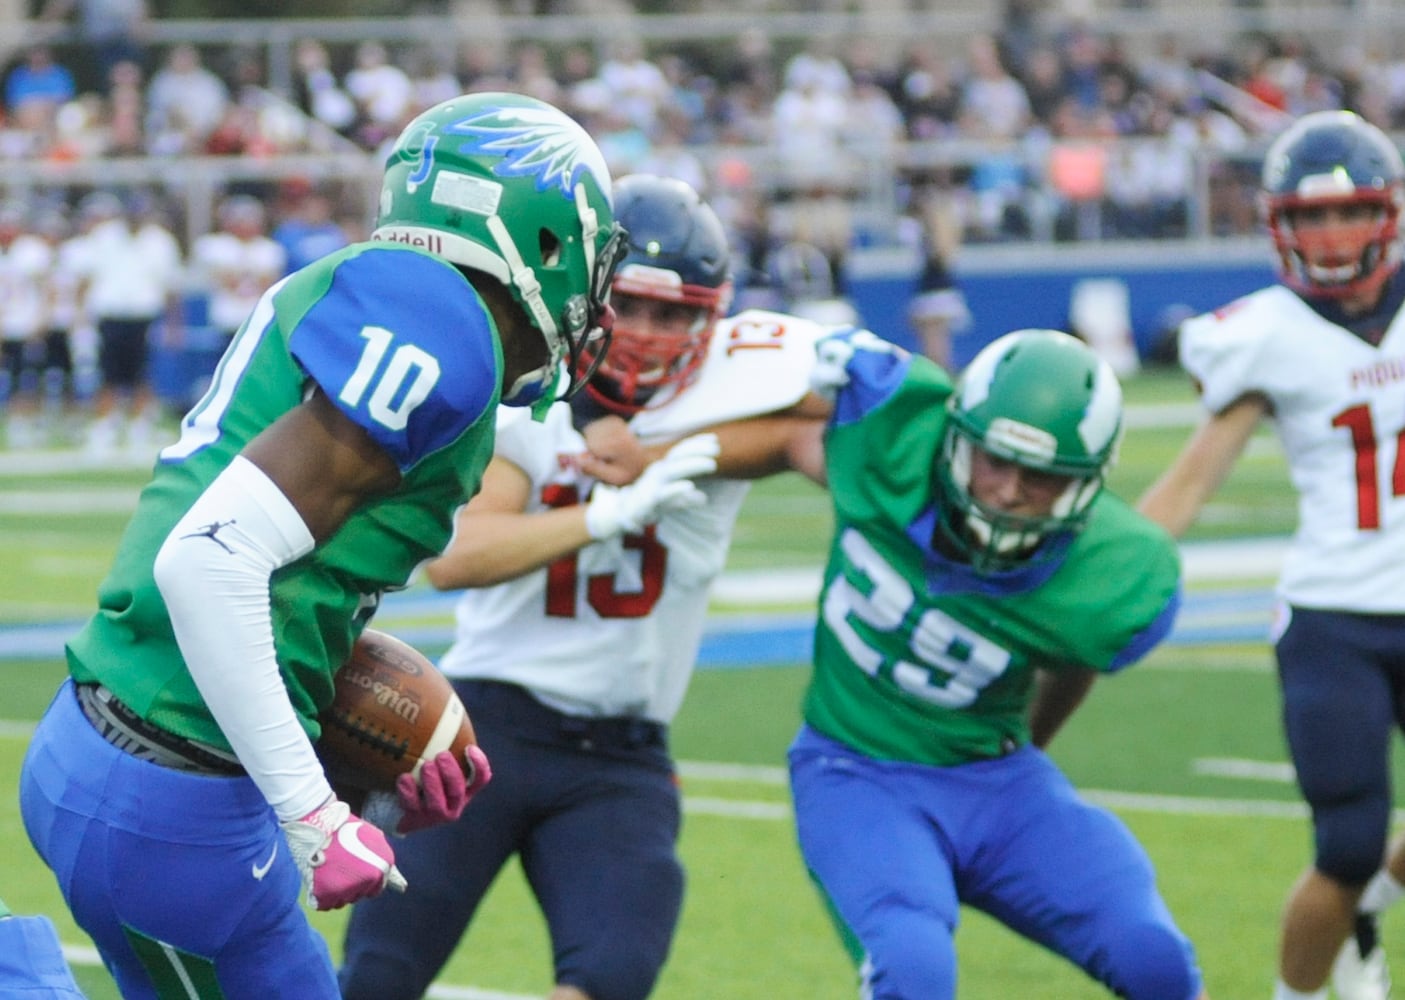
[791,328,1209,999]
[19,91,626,1000]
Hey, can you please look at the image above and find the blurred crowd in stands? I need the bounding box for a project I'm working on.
[4,8,1403,246]
[0,3,1399,450]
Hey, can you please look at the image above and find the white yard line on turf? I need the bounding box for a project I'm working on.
[0,488,142,514]
[1192,758,1297,783]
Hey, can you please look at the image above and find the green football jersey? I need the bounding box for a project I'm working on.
[807,352,1181,766]
[68,243,504,750]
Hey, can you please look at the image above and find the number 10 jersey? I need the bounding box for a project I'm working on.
[66,244,503,751]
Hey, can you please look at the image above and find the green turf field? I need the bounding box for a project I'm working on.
[4,367,1394,999]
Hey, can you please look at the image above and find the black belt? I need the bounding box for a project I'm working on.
[75,682,246,777]
[458,680,667,751]
[557,713,667,751]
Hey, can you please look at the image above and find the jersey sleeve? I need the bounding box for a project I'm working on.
[1178,291,1277,414]
[283,246,501,472]
[489,401,566,486]
[628,309,826,439]
[833,336,930,429]
[1064,497,1183,673]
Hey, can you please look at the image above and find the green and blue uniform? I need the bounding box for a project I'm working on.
[21,243,505,1000]
[0,894,86,999]
[789,344,1205,999]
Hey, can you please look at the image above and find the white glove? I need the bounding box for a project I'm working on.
[810,328,907,403]
[584,433,719,539]
[281,796,407,911]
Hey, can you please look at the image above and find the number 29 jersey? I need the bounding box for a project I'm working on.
[437,309,822,724]
[1180,284,1405,611]
[808,349,1181,767]
[66,243,504,751]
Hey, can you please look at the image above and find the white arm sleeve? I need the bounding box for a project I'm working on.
[153,455,326,823]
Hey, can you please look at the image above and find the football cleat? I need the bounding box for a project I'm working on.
[1331,913,1391,1000]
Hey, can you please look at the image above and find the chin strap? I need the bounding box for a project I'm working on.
[487,212,557,347]
[576,181,599,303]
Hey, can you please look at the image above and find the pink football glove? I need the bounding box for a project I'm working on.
[392,747,493,834]
[362,746,493,836]
[280,798,407,911]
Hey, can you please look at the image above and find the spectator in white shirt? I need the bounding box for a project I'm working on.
[0,203,56,449]
[598,38,671,134]
[78,191,184,457]
[958,33,1033,140]
[145,44,230,155]
[345,41,414,147]
[190,194,286,350]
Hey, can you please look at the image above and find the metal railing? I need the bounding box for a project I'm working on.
[0,133,1279,249]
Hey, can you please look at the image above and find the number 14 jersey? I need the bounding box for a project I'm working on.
[1180,283,1405,612]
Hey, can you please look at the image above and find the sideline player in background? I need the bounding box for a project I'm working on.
[78,191,184,457]
[0,201,55,449]
[1139,109,1405,1000]
[793,328,1209,999]
[339,174,828,1000]
[189,193,287,352]
[19,92,626,1000]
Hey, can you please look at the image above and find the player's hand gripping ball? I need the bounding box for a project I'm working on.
[318,629,477,794]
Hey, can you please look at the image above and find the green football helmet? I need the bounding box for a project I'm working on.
[935,329,1122,572]
[374,91,628,405]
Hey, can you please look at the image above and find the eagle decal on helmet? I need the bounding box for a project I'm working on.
[375,92,625,407]
[403,123,439,193]
[444,105,612,201]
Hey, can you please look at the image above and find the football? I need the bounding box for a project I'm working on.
[317,629,477,793]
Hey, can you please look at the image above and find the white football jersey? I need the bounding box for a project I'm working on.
[437,309,824,723]
[1180,284,1405,611]
[190,232,287,332]
[0,235,53,341]
[48,236,88,331]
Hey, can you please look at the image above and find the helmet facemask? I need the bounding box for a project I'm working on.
[934,329,1122,574]
[937,428,1106,574]
[575,173,733,416]
[582,267,728,415]
[1264,189,1402,301]
[1260,109,1405,303]
[499,209,628,406]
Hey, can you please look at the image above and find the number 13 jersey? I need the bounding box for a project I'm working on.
[437,309,822,725]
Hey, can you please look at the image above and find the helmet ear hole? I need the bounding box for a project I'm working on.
[539,228,561,268]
